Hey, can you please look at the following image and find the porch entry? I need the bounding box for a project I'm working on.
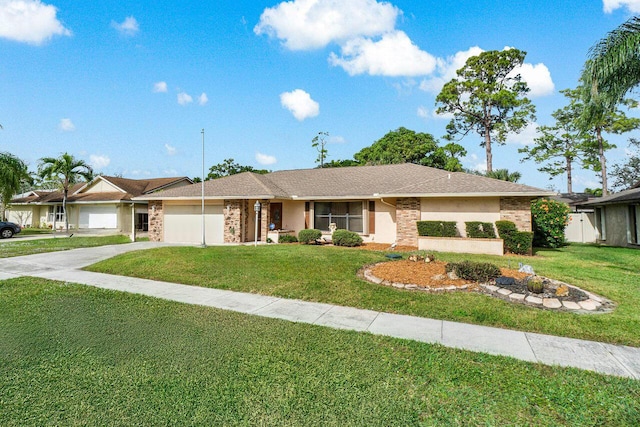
[270,202,282,230]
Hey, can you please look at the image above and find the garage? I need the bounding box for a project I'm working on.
[164,204,224,244]
[79,205,118,229]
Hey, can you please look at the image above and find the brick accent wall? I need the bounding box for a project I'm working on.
[500,197,532,231]
[148,201,164,242]
[224,200,243,243]
[396,197,420,247]
[260,200,271,242]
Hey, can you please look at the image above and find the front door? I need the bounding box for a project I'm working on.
[270,203,282,230]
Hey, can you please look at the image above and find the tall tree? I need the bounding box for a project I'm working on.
[435,48,536,172]
[581,16,640,108]
[353,127,466,171]
[579,92,640,196]
[0,152,30,220]
[38,153,93,233]
[484,168,521,182]
[206,158,269,180]
[519,88,588,193]
[610,138,640,190]
[311,131,329,168]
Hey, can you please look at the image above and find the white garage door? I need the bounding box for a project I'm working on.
[79,205,118,229]
[164,204,224,244]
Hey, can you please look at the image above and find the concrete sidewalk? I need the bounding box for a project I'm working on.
[1,243,639,379]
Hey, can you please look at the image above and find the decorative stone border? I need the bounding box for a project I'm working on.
[360,263,615,314]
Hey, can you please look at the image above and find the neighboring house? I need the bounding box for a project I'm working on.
[551,193,597,244]
[578,183,640,248]
[137,164,554,251]
[7,175,192,233]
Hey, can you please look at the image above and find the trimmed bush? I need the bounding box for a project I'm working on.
[332,229,363,247]
[416,221,458,237]
[445,261,501,283]
[298,229,322,244]
[531,198,571,248]
[465,221,497,239]
[496,220,532,255]
[278,234,298,243]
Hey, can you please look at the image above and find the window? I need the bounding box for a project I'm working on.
[48,205,65,223]
[628,205,640,245]
[314,202,363,233]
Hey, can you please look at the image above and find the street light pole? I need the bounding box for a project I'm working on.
[201,128,206,248]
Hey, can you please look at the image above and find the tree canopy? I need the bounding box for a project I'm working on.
[611,138,640,191]
[351,127,466,171]
[435,48,536,173]
[0,152,30,218]
[207,158,269,180]
[581,16,640,108]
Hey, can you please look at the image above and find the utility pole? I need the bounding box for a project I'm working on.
[201,128,206,248]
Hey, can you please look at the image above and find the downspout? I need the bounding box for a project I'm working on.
[379,198,396,209]
[130,203,136,242]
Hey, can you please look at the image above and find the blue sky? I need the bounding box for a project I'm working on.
[1,0,639,191]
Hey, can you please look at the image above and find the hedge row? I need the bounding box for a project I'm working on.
[465,222,497,239]
[496,220,532,255]
[416,221,457,237]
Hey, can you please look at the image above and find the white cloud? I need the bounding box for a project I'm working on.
[416,106,453,120]
[505,122,540,145]
[254,0,399,50]
[510,63,554,97]
[329,135,346,144]
[419,46,484,94]
[603,0,640,13]
[329,31,436,76]
[0,0,71,45]
[280,89,319,121]
[163,168,178,176]
[111,16,139,36]
[177,92,193,105]
[89,154,110,170]
[153,81,167,93]
[256,152,277,165]
[58,118,75,131]
[198,92,208,106]
[164,143,176,156]
[420,46,554,98]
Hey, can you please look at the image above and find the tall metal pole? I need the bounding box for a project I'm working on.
[201,128,206,248]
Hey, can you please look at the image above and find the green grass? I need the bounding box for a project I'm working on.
[16,228,53,236]
[0,235,132,258]
[87,244,640,346]
[1,277,638,426]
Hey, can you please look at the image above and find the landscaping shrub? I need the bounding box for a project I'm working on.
[531,198,571,248]
[465,221,497,239]
[445,261,501,283]
[278,234,298,243]
[496,220,533,255]
[416,221,458,237]
[332,229,363,247]
[298,229,322,244]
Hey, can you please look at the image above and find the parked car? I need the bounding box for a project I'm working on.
[0,221,21,238]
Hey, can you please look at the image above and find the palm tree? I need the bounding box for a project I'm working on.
[582,16,640,107]
[484,168,522,182]
[38,153,93,233]
[0,152,30,220]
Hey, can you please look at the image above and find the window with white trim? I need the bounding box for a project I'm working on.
[314,202,363,233]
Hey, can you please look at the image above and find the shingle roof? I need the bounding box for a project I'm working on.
[141,163,554,200]
[10,176,191,204]
[579,187,640,206]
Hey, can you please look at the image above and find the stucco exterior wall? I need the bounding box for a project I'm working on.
[281,200,306,232]
[373,199,396,244]
[421,197,501,237]
[84,180,120,193]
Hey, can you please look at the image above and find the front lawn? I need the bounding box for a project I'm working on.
[0,235,132,258]
[87,244,640,346]
[1,278,638,425]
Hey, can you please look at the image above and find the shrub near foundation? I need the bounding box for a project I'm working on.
[496,220,533,255]
[298,229,322,244]
[416,221,457,237]
[332,229,363,247]
[278,234,298,243]
[465,222,497,238]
